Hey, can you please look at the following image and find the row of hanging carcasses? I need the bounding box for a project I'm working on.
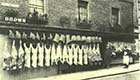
[3,30,102,70]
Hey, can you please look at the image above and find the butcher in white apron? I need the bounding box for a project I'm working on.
[123,47,130,68]
[24,42,31,68]
[45,44,51,67]
[38,43,44,67]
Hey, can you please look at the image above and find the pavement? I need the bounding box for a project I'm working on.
[29,63,140,80]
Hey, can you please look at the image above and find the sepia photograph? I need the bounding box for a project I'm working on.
[0,0,139,80]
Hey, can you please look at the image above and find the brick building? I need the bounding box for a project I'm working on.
[0,0,134,31]
[0,0,137,80]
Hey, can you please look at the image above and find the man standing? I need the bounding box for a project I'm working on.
[102,45,113,69]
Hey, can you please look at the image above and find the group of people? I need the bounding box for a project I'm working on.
[102,44,134,69]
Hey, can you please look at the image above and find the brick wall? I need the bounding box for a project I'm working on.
[89,0,111,31]
[119,0,133,29]
[0,0,134,32]
[47,0,133,31]
[47,0,77,29]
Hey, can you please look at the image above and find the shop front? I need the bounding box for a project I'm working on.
[0,21,137,80]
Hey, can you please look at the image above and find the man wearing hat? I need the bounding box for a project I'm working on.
[102,44,113,69]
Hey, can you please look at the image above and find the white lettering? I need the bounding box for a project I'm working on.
[18,18,22,22]
[9,17,13,21]
[4,16,26,23]
[22,19,26,23]
[5,17,9,21]
[14,18,18,22]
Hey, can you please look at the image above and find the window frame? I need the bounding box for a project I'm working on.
[29,0,44,14]
[111,7,120,25]
[77,0,89,23]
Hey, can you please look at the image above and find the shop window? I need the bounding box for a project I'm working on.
[78,0,88,23]
[29,0,44,14]
[111,7,120,25]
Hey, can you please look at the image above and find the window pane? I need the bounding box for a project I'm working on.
[29,0,36,5]
[29,0,44,13]
[37,0,43,6]
[78,0,88,22]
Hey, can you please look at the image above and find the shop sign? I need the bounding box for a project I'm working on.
[4,17,26,23]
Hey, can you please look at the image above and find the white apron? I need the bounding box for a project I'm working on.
[123,52,129,65]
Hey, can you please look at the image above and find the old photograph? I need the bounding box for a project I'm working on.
[0,0,139,80]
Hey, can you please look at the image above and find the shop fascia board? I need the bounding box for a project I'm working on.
[0,21,134,39]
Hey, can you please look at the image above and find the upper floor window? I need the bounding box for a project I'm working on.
[29,0,44,14]
[110,7,123,32]
[111,7,120,26]
[78,0,88,23]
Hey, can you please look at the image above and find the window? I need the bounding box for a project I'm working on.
[78,0,88,23]
[111,7,120,25]
[29,0,44,14]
